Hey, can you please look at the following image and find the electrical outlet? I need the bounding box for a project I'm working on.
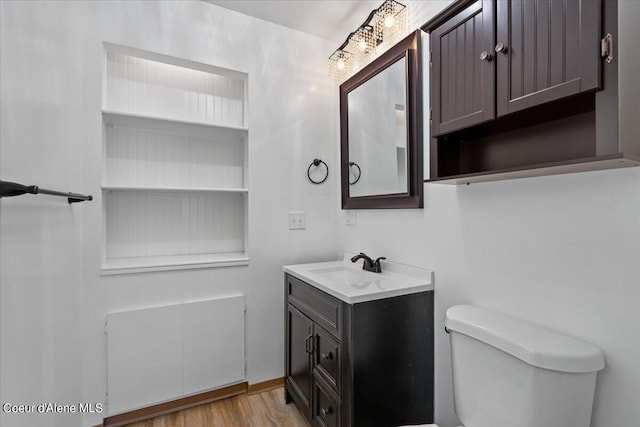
[346,210,356,226]
[288,211,306,230]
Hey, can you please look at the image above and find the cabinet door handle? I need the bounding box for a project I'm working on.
[601,33,613,64]
[480,51,492,62]
[495,42,507,54]
[321,351,334,361]
[305,335,313,354]
[321,406,333,416]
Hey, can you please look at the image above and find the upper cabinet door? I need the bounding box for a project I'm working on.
[430,0,495,136]
[496,0,601,117]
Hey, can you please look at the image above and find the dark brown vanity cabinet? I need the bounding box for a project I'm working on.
[285,274,434,427]
[430,0,601,137]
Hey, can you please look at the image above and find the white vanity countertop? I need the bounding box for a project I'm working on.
[283,254,433,304]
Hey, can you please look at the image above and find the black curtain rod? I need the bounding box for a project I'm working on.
[0,180,93,204]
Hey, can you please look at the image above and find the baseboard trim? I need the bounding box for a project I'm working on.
[247,377,285,395]
[102,382,248,427]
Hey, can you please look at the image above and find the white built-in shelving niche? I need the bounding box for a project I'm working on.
[101,43,249,274]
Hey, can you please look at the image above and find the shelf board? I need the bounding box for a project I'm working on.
[102,110,248,140]
[426,154,640,185]
[102,185,248,194]
[101,252,249,275]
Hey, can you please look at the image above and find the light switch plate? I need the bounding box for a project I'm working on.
[346,210,356,226]
[289,211,306,230]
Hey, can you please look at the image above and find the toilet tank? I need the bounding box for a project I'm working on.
[445,305,604,427]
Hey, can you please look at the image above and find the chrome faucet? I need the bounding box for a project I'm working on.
[350,252,386,273]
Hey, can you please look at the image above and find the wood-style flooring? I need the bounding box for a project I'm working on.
[125,388,308,427]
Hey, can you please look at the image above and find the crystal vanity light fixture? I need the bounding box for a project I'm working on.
[329,0,408,81]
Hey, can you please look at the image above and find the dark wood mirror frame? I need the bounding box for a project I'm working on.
[340,30,423,209]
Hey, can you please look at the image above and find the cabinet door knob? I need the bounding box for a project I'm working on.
[495,42,507,53]
[480,51,492,62]
[321,406,333,416]
[321,351,334,361]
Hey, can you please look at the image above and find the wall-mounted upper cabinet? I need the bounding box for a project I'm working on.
[429,0,601,137]
[424,0,640,184]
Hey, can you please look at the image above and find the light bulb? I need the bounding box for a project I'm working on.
[358,39,367,51]
[384,15,395,28]
[337,59,345,70]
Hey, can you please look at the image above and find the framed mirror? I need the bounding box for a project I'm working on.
[340,30,423,209]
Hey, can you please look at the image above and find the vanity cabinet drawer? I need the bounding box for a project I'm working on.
[286,274,342,337]
[314,325,341,393]
[314,375,341,427]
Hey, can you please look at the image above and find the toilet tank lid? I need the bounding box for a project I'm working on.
[445,305,605,373]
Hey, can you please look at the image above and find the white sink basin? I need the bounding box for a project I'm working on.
[307,266,379,287]
[283,255,433,304]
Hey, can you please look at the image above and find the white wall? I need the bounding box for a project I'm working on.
[0,4,87,427]
[340,168,640,426]
[0,1,339,426]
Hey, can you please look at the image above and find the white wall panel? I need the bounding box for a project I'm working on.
[107,304,182,415]
[104,119,245,189]
[182,296,245,395]
[107,296,245,415]
[105,191,245,259]
[104,51,245,128]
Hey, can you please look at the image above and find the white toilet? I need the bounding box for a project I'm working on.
[410,304,605,427]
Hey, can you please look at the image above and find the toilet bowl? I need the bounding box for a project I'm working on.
[402,305,604,427]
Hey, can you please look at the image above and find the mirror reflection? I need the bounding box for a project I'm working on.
[348,58,408,197]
